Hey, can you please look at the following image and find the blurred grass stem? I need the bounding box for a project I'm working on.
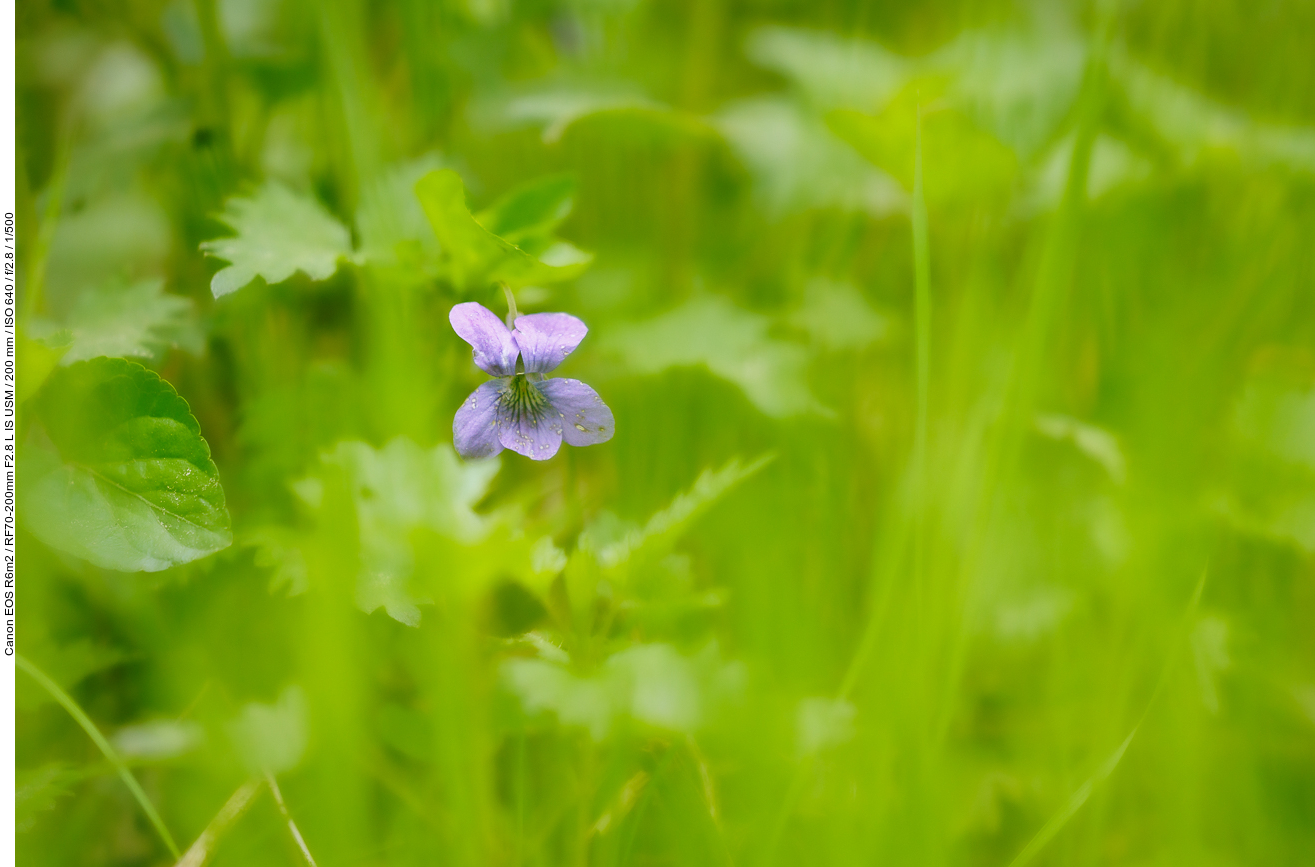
[174,779,263,867]
[266,773,319,867]
[16,655,181,859]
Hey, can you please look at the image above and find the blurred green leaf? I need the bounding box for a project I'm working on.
[487,81,658,143]
[716,97,906,217]
[202,183,352,298]
[476,173,577,247]
[502,641,742,740]
[16,331,70,406]
[16,764,81,833]
[415,169,592,291]
[796,697,856,757]
[40,278,200,365]
[1113,54,1315,175]
[15,637,126,712]
[227,686,308,775]
[603,295,825,417]
[111,719,205,761]
[582,456,771,573]
[744,25,910,111]
[829,91,1018,204]
[935,28,1088,160]
[21,358,232,571]
[296,438,517,626]
[356,154,446,268]
[789,279,888,351]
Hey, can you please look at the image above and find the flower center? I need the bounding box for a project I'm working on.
[502,374,549,420]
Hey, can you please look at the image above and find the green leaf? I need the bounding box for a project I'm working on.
[21,358,232,572]
[227,686,307,775]
[502,642,743,740]
[201,183,352,298]
[789,278,889,351]
[476,173,578,248]
[602,295,827,417]
[16,331,70,406]
[356,154,445,267]
[17,764,81,833]
[582,455,772,572]
[307,438,508,626]
[744,25,910,111]
[715,97,906,218]
[55,278,200,365]
[414,169,591,290]
[828,91,1018,206]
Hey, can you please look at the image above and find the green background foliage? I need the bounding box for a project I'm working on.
[14,0,1315,865]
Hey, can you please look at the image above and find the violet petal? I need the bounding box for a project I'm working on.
[513,312,588,374]
[453,380,507,459]
[539,378,615,446]
[450,302,519,376]
[496,402,564,460]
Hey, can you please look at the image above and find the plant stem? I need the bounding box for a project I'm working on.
[16,655,181,859]
[174,778,263,867]
[266,773,319,867]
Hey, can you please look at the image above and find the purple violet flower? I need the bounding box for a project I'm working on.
[450,302,615,460]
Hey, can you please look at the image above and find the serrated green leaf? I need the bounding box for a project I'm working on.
[21,358,232,572]
[311,438,504,626]
[17,764,82,833]
[414,169,591,290]
[583,455,772,572]
[202,183,352,298]
[56,278,200,364]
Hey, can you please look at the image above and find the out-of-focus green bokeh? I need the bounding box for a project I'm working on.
[14,0,1315,865]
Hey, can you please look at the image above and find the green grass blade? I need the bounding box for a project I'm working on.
[16,655,182,859]
[1004,568,1209,867]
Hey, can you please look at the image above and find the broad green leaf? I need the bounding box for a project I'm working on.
[414,169,591,290]
[21,358,232,571]
[54,278,200,365]
[602,295,826,417]
[201,183,352,298]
